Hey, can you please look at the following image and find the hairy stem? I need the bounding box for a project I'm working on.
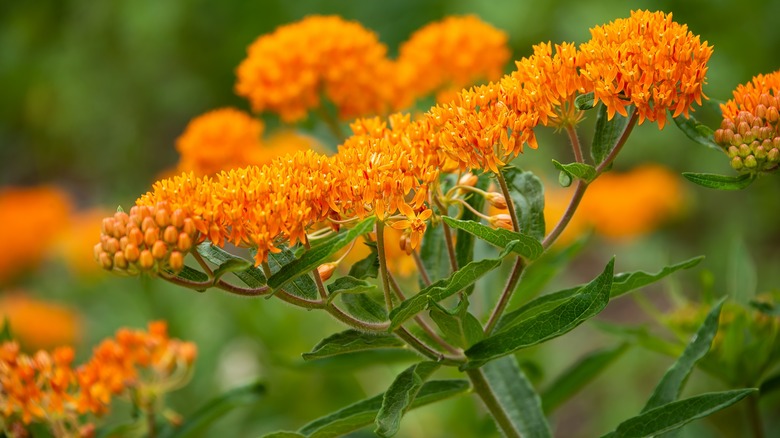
[375,221,394,310]
[394,327,464,366]
[495,170,520,233]
[325,304,390,331]
[191,251,214,276]
[484,257,524,335]
[434,196,459,273]
[466,368,522,438]
[305,239,329,300]
[566,123,584,164]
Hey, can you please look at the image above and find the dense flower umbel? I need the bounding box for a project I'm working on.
[715,70,780,173]
[0,322,195,437]
[396,15,510,103]
[235,16,399,122]
[176,108,265,176]
[579,10,713,128]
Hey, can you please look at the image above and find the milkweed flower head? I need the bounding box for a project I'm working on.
[235,15,399,122]
[396,15,510,103]
[715,70,780,173]
[579,10,713,128]
[176,108,265,176]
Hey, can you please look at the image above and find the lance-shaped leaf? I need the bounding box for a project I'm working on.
[389,242,521,330]
[212,258,254,284]
[592,104,635,166]
[552,160,597,184]
[541,344,629,413]
[682,172,755,191]
[341,294,387,323]
[463,258,614,369]
[497,257,703,331]
[428,296,483,349]
[326,276,378,303]
[502,167,545,241]
[197,243,267,288]
[420,218,451,284]
[348,242,379,280]
[642,298,726,412]
[672,113,722,152]
[479,356,551,438]
[161,382,265,438]
[163,266,209,289]
[264,246,318,300]
[442,217,543,260]
[297,380,469,438]
[575,92,595,110]
[268,217,375,290]
[375,361,440,437]
[302,330,405,361]
[601,389,756,438]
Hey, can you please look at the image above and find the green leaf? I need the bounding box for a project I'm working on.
[442,217,543,260]
[682,172,755,190]
[672,113,722,152]
[541,344,629,413]
[727,236,757,305]
[261,432,305,438]
[326,276,378,303]
[212,258,254,284]
[340,293,387,323]
[502,167,545,241]
[265,246,318,300]
[464,258,614,369]
[602,389,756,438]
[428,296,483,349]
[302,330,405,361]
[162,382,265,438]
[497,257,703,331]
[592,104,635,166]
[594,322,682,358]
[552,160,597,184]
[389,242,521,330]
[163,266,209,288]
[455,172,491,292]
[347,242,379,280]
[375,362,440,437]
[268,217,375,290]
[298,380,469,438]
[642,299,725,412]
[420,218,452,284]
[197,243,266,287]
[480,356,551,438]
[575,92,595,110]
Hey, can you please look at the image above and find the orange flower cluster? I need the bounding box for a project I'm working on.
[0,186,71,284]
[235,15,511,122]
[0,293,80,350]
[235,16,399,122]
[1,322,195,436]
[715,70,780,172]
[397,15,510,103]
[176,108,265,176]
[95,202,198,275]
[579,10,713,128]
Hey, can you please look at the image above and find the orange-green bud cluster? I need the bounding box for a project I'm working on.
[716,70,780,173]
[1,322,196,435]
[95,202,198,276]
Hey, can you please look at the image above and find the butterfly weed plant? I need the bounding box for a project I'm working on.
[8,9,780,438]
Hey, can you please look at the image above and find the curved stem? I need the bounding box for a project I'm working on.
[160,273,211,291]
[433,197,458,272]
[305,239,329,300]
[215,279,270,297]
[484,257,524,335]
[394,327,465,366]
[191,251,213,276]
[466,368,522,438]
[495,170,520,233]
[375,221,394,310]
[274,289,325,309]
[566,123,584,164]
[412,250,432,286]
[325,304,390,332]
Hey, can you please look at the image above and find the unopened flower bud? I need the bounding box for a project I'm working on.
[163,226,179,244]
[486,192,507,209]
[114,251,128,270]
[182,218,196,236]
[177,233,192,252]
[155,208,170,228]
[128,228,144,246]
[768,148,780,162]
[139,250,154,270]
[767,106,779,124]
[99,252,113,270]
[317,262,337,281]
[144,228,158,247]
[93,243,103,261]
[169,251,184,273]
[399,233,413,255]
[755,145,768,160]
[755,104,767,120]
[489,214,514,231]
[730,156,744,170]
[727,145,739,158]
[124,243,140,262]
[744,155,758,169]
[152,241,168,260]
[739,144,751,158]
[738,121,750,137]
[141,216,156,233]
[171,209,185,228]
[458,172,478,187]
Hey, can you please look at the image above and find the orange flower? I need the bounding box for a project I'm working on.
[0,186,71,284]
[55,208,112,277]
[389,204,433,251]
[396,16,510,102]
[0,293,81,350]
[176,108,265,176]
[715,70,780,173]
[235,16,400,122]
[579,10,713,128]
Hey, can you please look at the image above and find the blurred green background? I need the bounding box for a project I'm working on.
[2,0,780,436]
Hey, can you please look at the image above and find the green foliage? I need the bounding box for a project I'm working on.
[442,217,543,260]
[211,258,254,285]
[265,246,319,300]
[165,266,209,286]
[268,217,375,290]
[591,104,635,165]
[541,344,629,413]
[480,356,551,438]
[420,215,452,284]
[374,361,440,437]
[340,294,388,323]
[388,241,522,330]
[325,276,378,303]
[574,92,595,110]
[601,389,756,438]
[428,296,483,349]
[501,167,546,241]
[302,330,406,361]
[197,243,267,287]
[682,172,755,190]
[552,160,597,184]
[464,259,614,369]
[347,242,379,279]
[672,113,722,152]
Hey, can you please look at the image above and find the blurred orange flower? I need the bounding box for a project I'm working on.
[0,292,81,350]
[0,186,71,284]
[56,208,112,277]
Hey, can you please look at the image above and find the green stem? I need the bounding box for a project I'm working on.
[495,170,520,233]
[375,220,394,310]
[484,257,524,335]
[434,196,459,272]
[325,304,390,331]
[466,368,522,438]
[191,251,214,277]
[305,239,329,300]
[147,409,157,438]
[747,393,765,438]
[566,123,584,164]
[412,249,432,286]
[394,327,464,366]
